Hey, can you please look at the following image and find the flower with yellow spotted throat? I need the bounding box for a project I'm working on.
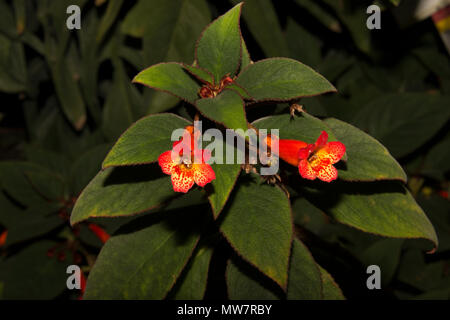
[158,126,215,193]
[269,131,345,182]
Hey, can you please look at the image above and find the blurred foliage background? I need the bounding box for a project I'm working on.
[0,0,449,299]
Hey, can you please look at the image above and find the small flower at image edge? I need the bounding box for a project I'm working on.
[158,128,215,193]
[276,131,346,182]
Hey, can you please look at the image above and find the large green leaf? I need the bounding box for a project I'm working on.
[236,58,336,101]
[195,89,248,132]
[353,93,450,158]
[102,113,190,168]
[324,118,406,182]
[195,3,242,83]
[172,244,214,299]
[133,63,201,104]
[70,165,175,225]
[83,210,206,299]
[287,239,322,299]
[231,0,289,57]
[226,259,280,300]
[220,174,293,288]
[301,181,438,250]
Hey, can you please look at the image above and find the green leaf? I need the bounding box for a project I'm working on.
[286,18,322,68]
[24,145,69,178]
[353,93,450,158]
[0,35,27,93]
[123,0,211,114]
[121,0,180,38]
[201,133,242,219]
[323,0,370,53]
[397,249,447,292]
[77,10,101,123]
[294,0,340,32]
[70,165,176,225]
[253,113,339,144]
[196,3,242,83]
[0,241,73,299]
[207,163,241,219]
[183,64,214,85]
[172,244,214,299]
[133,62,200,104]
[83,210,206,299]
[195,89,248,132]
[96,0,123,43]
[220,174,293,288]
[0,162,56,207]
[102,113,190,168]
[226,258,280,300]
[390,0,401,6]
[236,58,336,101]
[50,59,86,131]
[0,192,63,246]
[287,238,322,299]
[69,144,112,195]
[420,134,450,180]
[240,38,252,70]
[24,170,65,201]
[101,59,134,141]
[318,266,345,300]
[231,0,289,57]
[302,181,438,250]
[416,195,450,253]
[0,1,16,37]
[324,118,406,182]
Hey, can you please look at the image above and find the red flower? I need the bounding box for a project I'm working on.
[158,126,215,193]
[87,223,110,244]
[0,230,7,247]
[271,131,346,182]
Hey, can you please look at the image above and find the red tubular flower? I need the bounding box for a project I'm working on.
[158,126,215,193]
[77,271,87,300]
[87,223,110,244]
[0,230,7,247]
[271,131,346,182]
